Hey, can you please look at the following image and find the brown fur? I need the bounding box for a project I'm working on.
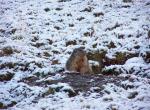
[66,47,93,74]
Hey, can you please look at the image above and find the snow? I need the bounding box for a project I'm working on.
[89,60,99,65]
[8,79,150,110]
[49,82,74,92]
[104,57,150,77]
[0,0,150,109]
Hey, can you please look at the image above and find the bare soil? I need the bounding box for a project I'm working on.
[21,72,127,94]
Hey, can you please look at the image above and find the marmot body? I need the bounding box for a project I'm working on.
[66,47,93,74]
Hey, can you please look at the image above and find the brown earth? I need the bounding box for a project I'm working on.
[20,72,130,97]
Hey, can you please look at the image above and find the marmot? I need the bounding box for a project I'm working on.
[66,47,93,74]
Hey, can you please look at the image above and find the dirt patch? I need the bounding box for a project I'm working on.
[20,73,126,94]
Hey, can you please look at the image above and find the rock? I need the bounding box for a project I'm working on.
[43,51,51,57]
[67,13,72,16]
[105,52,138,66]
[55,8,63,11]
[0,29,5,33]
[31,36,39,42]
[8,101,17,108]
[66,40,77,46]
[52,50,60,54]
[89,60,101,74]
[69,24,74,27]
[92,43,97,48]
[0,62,16,69]
[93,12,104,17]
[114,52,127,64]
[128,91,138,99]
[47,39,53,45]
[91,64,101,74]
[34,72,46,78]
[80,7,93,12]
[103,89,111,94]
[0,72,14,81]
[134,45,140,49]
[20,75,39,86]
[87,50,106,62]
[58,0,71,2]
[87,50,139,72]
[0,102,4,109]
[107,41,116,49]
[123,0,132,3]
[83,105,91,109]
[148,30,150,38]
[146,2,150,6]
[143,51,150,63]
[32,42,45,48]
[90,87,104,92]
[51,83,77,97]
[118,34,124,39]
[87,50,106,71]
[122,5,130,8]
[77,17,85,21]
[51,60,60,65]
[63,88,77,97]
[102,68,120,76]
[1,46,13,56]
[44,8,50,12]
[107,104,119,110]
[103,96,113,102]
[0,101,17,109]
[42,88,55,97]
[54,26,61,30]
[83,32,91,37]
[121,82,134,90]
[57,19,63,22]
[10,28,16,34]
[105,23,121,31]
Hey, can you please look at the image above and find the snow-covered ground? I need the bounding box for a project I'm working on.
[0,0,150,109]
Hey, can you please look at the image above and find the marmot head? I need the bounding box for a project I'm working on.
[72,47,86,57]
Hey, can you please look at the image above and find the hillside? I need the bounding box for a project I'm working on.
[0,0,150,109]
